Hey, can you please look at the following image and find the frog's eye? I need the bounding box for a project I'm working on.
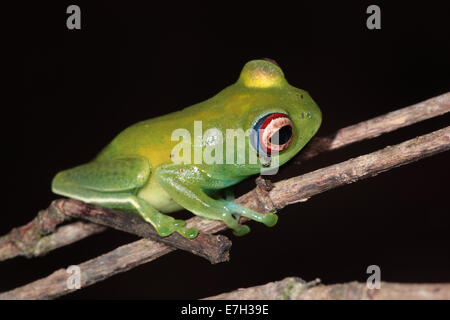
[251,113,294,155]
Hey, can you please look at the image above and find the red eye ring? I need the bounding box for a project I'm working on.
[258,113,294,155]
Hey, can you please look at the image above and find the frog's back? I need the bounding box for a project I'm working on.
[95,85,252,167]
[96,98,213,166]
[96,113,184,167]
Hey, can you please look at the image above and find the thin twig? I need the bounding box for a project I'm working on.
[1,92,448,262]
[204,276,450,300]
[0,202,72,260]
[1,126,448,299]
[0,239,173,300]
[296,92,450,162]
[31,222,106,257]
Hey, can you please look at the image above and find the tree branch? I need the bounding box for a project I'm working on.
[204,277,450,300]
[0,239,173,300]
[1,125,448,299]
[1,92,448,263]
[297,92,450,162]
[0,202,83,260]
[59,199,231,264]
[0,198,232,264]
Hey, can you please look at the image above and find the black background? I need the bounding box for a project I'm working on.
[5,1,449,299]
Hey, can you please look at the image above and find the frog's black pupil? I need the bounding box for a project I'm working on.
[270,125,292,145]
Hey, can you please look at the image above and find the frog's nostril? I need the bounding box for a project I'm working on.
[262,58,279,67]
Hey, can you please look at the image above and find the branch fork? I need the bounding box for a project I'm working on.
[0,92,449,299]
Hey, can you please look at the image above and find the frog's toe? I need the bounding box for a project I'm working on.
[232,224,250,237]
[173,219,186,228]
[156,225,174,237]
[262,213,278,227]
[177,227,198,239]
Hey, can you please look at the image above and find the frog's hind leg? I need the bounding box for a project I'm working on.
[51,157,198,238]
[223,187,235,201]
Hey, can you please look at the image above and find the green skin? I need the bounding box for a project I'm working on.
[52,60,322,238]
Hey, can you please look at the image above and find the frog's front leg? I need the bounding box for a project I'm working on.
[51,157,197,238]
[155,164,278,236]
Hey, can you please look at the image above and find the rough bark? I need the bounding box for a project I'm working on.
[297,92,450,162]
[205,277,450,300]
[1,126,448,299]
[0,199,231,264]
[1,92,448,263]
